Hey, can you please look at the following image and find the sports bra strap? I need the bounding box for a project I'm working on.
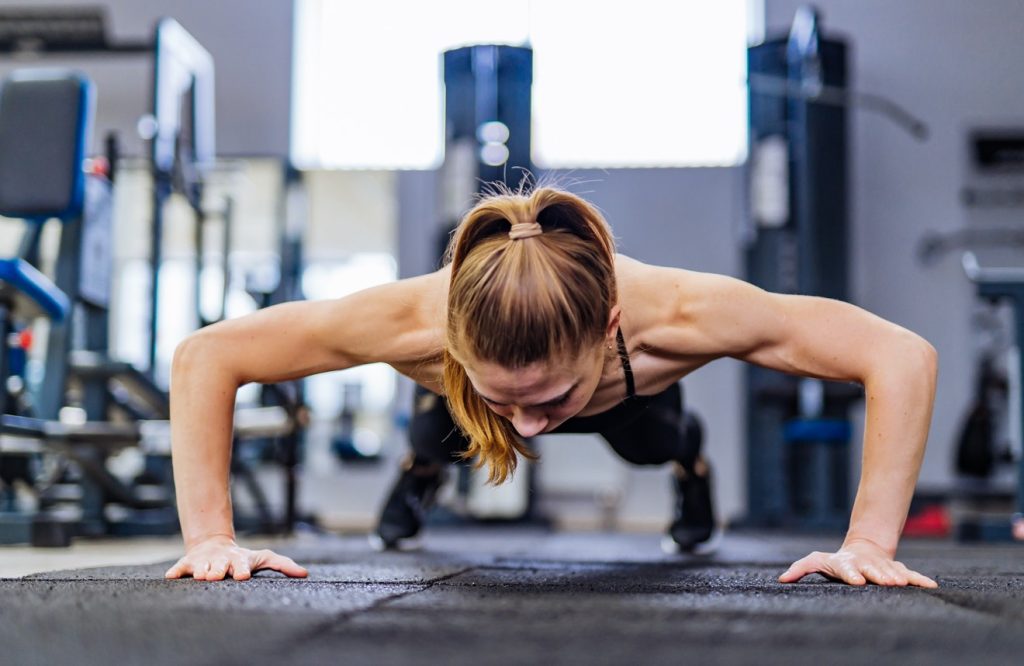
[615,327,635,399]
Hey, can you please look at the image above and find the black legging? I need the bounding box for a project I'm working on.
[408,383,703,471]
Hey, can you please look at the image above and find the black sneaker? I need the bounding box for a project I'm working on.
[662,459,720,555]
[370,461,446,551]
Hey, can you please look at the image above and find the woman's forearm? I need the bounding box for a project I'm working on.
[170,334,240,549]
[845,339,938,556]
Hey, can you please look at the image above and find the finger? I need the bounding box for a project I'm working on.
[207,559,230,581]
[895,562,938,589]
[192,561,209,581]
[231,556,252,582]
[859,562,895,586]
[253,550,309,578]
[905,570,938,588]
[881,562,908,587]
[778,553,825,583]
[858,563,887,586]
[778,567,805,583]
[915,574,939,588]
[267,554,309,578]
[165,560,187,579]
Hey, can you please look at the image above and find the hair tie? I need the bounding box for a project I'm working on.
[509,222,543,240]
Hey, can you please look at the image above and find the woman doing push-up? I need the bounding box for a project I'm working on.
[165,186,938,588]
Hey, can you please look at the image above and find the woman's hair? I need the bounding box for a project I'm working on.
[442,185,618,484]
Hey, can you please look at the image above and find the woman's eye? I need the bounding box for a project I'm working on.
[481,394,570,409]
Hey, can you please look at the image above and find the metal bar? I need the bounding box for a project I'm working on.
[0,43,151,55]
[747,73,929,141]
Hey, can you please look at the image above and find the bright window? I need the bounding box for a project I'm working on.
[292,0,758,169]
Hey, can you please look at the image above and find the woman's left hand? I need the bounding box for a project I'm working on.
[778,537,938,588]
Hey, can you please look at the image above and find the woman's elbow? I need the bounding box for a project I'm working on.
[902,333,938,385]
[171,328,227,385]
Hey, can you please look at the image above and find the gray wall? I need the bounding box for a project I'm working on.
[0,0,293,158]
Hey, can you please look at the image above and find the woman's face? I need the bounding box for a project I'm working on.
[463,343,606,437]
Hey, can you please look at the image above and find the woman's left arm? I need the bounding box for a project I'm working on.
[662,269,939,587]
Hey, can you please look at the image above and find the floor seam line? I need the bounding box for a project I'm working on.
[293,565,480,638]
[360,566,479,611]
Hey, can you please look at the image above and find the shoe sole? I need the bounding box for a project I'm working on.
[368,533,424,552]
[661,527,724,557]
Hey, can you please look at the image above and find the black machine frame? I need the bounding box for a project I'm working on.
[0,9,306,544]
[0,8,216,380]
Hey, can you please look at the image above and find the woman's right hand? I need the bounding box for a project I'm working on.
[164,535,309,581]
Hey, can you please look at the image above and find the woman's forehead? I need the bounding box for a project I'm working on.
[466,358,583,398]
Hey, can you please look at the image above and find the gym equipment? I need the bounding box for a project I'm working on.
[954,344,1011,481]
[0,8,214,382]
[331,382,382,463]
[0,14,303,540]
[0,69,153,545]
[0,14,218,543]
[916,127,1024,542]
[959,253,1024,541]
[0,70,83,545]
[442,45,533,198]
[145,17,216,377]
[743,7,926,530]
[239,163,310,533]
[744,7,858,530]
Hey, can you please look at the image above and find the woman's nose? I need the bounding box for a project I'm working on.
[511,409,548,438]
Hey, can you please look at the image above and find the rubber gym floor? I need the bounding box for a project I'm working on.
[1,529,1021,666]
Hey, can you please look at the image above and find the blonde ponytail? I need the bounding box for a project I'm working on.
[442,186,618,484]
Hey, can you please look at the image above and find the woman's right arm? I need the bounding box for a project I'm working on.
[165,271,445,581]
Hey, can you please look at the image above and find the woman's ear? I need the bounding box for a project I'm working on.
[605,305,622,343]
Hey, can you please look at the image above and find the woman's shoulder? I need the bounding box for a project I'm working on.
[615,254,735,304]
[615,255,745,349]
[614,253,692,284]
[614,254,699,311]
[384,265,450,314]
